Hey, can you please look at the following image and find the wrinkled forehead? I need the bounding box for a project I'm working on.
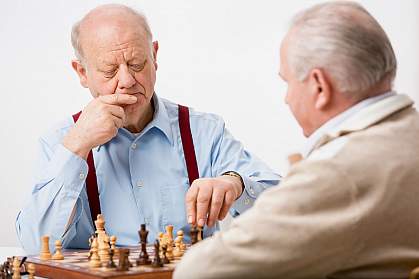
[80,17,151,63]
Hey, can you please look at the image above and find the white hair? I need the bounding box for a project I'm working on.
[71,4,153,62]
[287,1,397,95]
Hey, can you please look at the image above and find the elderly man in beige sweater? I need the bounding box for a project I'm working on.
[174,1,419,279]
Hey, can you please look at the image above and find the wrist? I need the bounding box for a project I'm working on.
[62,128,91,160]
[222,171,244,198]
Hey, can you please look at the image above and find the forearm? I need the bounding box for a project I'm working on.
[16,144,89,254]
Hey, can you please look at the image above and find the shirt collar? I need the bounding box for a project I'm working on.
[302,91,396,157]
[142,93,174,145]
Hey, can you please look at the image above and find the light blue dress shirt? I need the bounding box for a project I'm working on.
[16,95,281,254]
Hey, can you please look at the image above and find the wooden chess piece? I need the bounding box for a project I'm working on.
[98,235,110,265]
[52,240,64,260]
[173,238,184,259]
[166,241,174,261]
[109,235,119,257]
[165,225,174,242]
[106,249,116,268]
[40,235,52,260]
[95,215,109,254]
[2,258,12,277]
[11,257,20,279]
[95,214,106,233]
[151,240,163,268]
[176,230,186,252]
[137,224,151,265]
[95,215,110,264]
[27,263,35,279]
[110,235,117,250]
[161,245,170,264]
[197,226,204,241]
[190,225,198,245]
[116,249,131,271]
[89,238,101,268]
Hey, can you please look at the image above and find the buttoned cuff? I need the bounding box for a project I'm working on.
[50,144,89,192]
[230,175,256,215]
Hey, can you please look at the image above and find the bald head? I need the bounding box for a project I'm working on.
[71,4,153,62]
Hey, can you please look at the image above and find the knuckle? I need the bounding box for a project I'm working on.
[185,194,195,203]
[113,94,119,103]
[211,199,223,207]
[197,195,210,204]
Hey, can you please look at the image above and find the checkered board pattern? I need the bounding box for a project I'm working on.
[25,246,182,279]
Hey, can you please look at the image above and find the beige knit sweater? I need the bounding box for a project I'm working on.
[174,94,419,279]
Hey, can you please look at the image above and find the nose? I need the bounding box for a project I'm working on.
[117,65,136,90]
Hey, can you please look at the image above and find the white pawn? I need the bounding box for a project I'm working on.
[89,238,101,268]
[12,257,21,279]
[173,238,184,259]
[27,263,35,279]
[52,240,64,260]
[110,235,119,257]
[176,230,186,252]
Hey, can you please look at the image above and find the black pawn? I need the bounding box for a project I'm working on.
[151,240,163,268]
[190,225,199,245]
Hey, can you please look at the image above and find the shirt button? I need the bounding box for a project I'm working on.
[244,197,250,205]
[131,143,137,149]
[249,187,255,195]
[137,181,143,187]
[79,173,85,180]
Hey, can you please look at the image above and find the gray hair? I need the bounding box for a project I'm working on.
[287,1,397,95]
[71,4,153,62]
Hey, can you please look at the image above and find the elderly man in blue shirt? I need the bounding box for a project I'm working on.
[15,4,280,254]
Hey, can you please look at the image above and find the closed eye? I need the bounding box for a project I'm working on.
[129,60,147,72]
[102,68,117,78]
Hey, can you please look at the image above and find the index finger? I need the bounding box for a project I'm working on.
[185,185,199,225]
[99,94,137,105]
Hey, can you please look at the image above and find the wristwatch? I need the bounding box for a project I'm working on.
[222,171,244,191]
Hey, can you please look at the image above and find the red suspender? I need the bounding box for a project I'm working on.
[71,105,199,222]
[178,105,200,184]
[72,111,101,223]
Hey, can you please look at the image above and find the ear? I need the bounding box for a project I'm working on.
[152,41,159,71]
[308,68,332,110]
[71,59,89,88]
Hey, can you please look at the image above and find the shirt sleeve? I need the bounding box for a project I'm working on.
[209,119,281,215]
[15,132,93,254]
[174,160,362,279]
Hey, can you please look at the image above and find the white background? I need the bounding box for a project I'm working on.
[1,0,418,247]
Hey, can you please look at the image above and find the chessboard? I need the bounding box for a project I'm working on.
[25,245,186,279]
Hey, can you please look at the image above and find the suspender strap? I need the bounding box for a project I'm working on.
[71,105,199,223]
[72,111,101,223]
[178,105,200,185]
